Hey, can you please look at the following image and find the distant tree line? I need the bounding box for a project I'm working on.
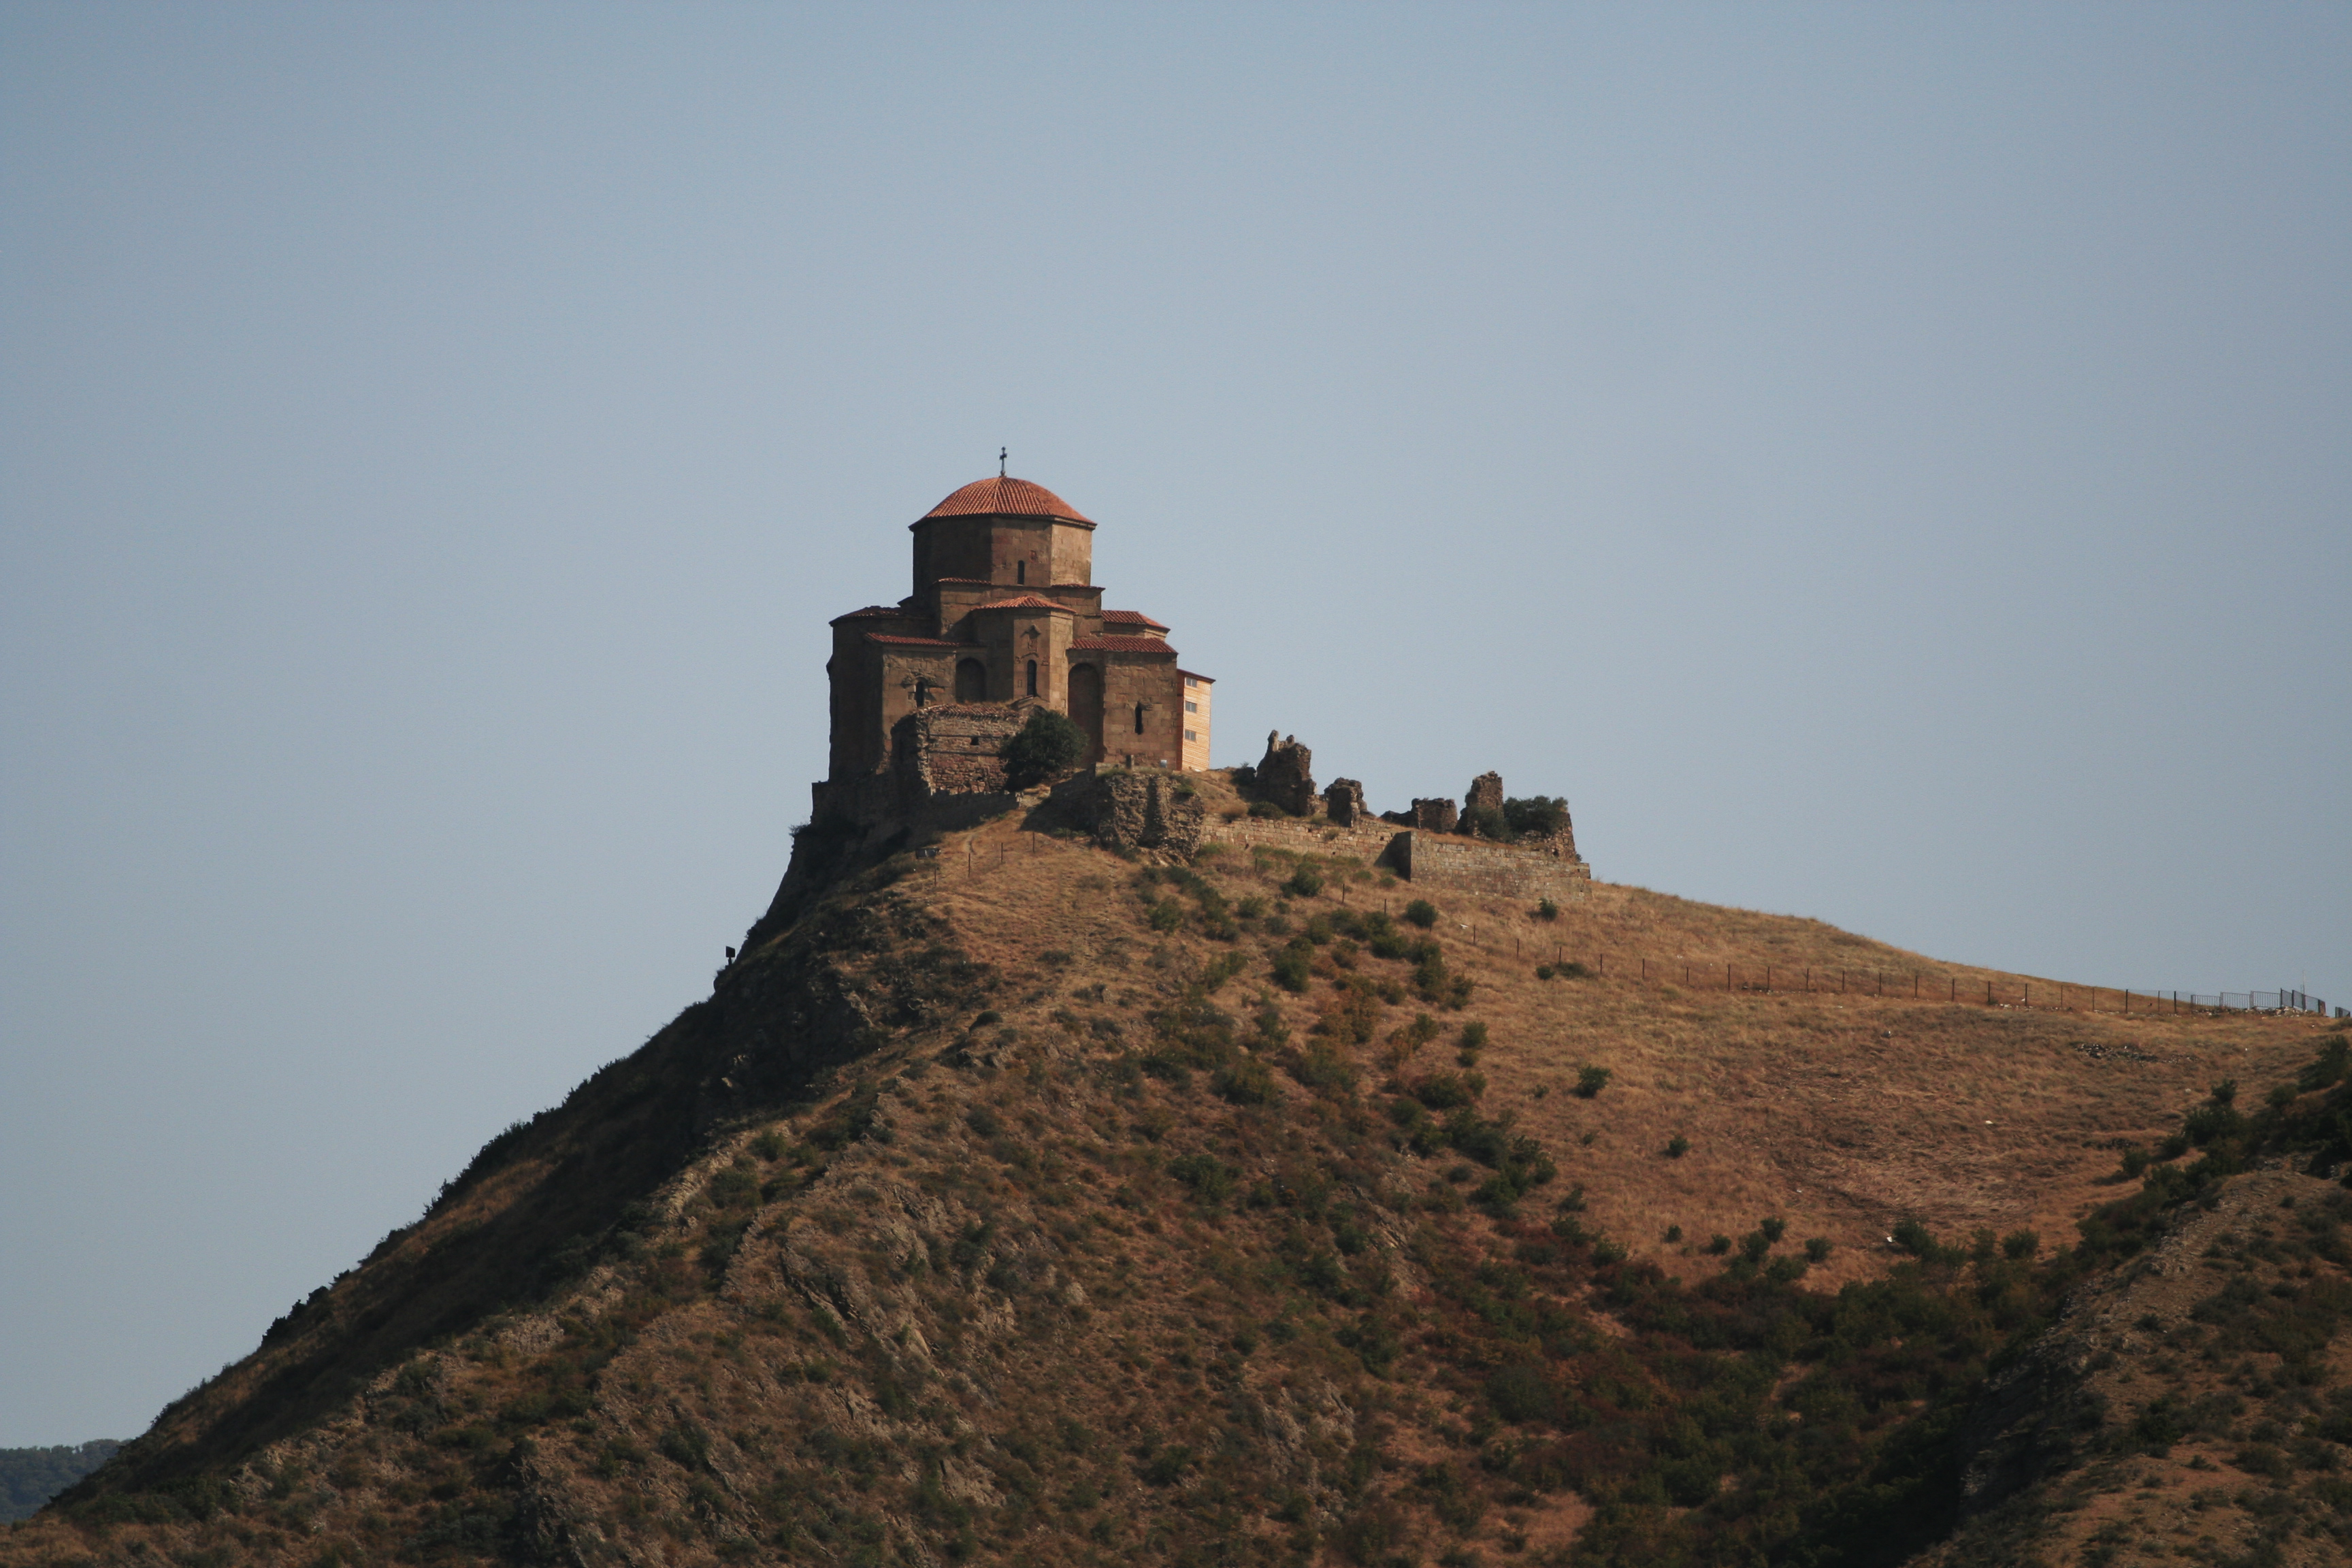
[1,1440,119,1522]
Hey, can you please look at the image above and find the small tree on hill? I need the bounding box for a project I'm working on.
[1000,708,1088,789]
[1503,796,1570,839]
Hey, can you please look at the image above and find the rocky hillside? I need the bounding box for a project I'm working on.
[7,772,2347,1568]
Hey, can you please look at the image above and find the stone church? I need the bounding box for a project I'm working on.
[815,473,1213,821]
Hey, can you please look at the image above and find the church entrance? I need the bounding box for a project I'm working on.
[1067,663,1103,760]
[954,658,987,704]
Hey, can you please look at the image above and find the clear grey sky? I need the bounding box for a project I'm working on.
[3,3,2345,1446]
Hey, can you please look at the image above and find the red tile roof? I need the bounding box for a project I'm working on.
[1102,609,1169,630]
[1070,635,1180,654]
[922,476,1093,523]
[832,604,914,622]
[864,634,966,649]
[970,593,1073,612]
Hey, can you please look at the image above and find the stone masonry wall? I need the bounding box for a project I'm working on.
[1381,830,1593,902]
[1202,814,1401,864]
[894,702,1024,799]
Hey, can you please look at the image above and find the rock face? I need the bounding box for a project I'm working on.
[1410,798,1458,833]
[1080,768,1207,858]
[1324,778,1365,827]
[1465,772,1503,817]
[1255,732,1317,817]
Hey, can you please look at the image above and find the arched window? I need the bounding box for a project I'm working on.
[1015,560,1026,585]
[1026,659,1038,697]
[1133,702,1146,734]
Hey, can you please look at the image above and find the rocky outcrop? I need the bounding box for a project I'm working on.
[1324,778,1365,827]
[1255,732,1316,817]
[1079,768,1207,858]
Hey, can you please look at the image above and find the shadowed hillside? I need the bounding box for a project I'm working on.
[8,774,2348,1568]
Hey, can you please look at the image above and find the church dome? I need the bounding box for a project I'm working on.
[922,475,1092,523]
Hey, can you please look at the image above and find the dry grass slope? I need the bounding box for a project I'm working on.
[7,781,2347,1568]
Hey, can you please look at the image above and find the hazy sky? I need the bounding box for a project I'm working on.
[3,3,2346,1446]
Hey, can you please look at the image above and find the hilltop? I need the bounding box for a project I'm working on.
[7,767,2348,1568]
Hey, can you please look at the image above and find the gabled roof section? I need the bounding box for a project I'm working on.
[971,594,1075,613]
[1071,635,1181,654]
[922,476,1093,524]
[1102,609,1170,631]
[864,634,966,649]
[832,604,917,624]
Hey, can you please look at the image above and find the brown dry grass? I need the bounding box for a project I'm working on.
[915,802,2324,1292]
[10,790,2337,1568]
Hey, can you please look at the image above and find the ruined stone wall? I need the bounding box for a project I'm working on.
[1255,733,1316,815]
[1079,768,1207,858]
[1201,814,1401,863]
[1380,831,1593,902]
[893,703,1022,800]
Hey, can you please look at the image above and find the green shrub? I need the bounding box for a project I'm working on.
[1535,898,1559,921]
[1460,804,1511,841]
[1759,1216,1786,1243]
[1504,796,1570,838]
[1664,1135,1690,1158]
[1000,708,1088,788]
[1287,866,1325,898]
[1247,800,1285,819]
[1271,941,1313,993]
[1458,1022,1488,1053]
[1573,1064,1611,1098]
[1704,1235,1731,1255]
[1804,1237,1833,1263]
[1168,1152,1237,1204]
[1138,1444,1194,1486]
[1147,900,1184,933]
[1402,899,1438,928]
[1212,1058,1276,1105]
[1486,1363,1555,1424]
[2001,1229,2039,1260]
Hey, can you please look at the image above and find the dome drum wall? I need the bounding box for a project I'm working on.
[910,514,1092,599]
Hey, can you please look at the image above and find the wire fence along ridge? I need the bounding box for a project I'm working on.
[935,834,2345,1019]
[1505,947,2338,1019]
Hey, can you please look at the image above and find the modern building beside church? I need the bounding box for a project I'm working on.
[822,474,1211,802]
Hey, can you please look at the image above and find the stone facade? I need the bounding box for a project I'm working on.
[1079,768,1208,858]
[1179,671,1213,773]
[892,702,1025,800]
[1324,778,1365,827]
[1203,814,1400,862]
[817,474,1213,822]
[1379,830,1593,902]
[1411,798,1459,833]
[1255,732,1317,817]
[1465,772,1503,817]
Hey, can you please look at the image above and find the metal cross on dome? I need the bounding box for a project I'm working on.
[999,446,1007,476]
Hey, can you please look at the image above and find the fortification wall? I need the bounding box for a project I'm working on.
[1202,814,1400,863]
[1384,830,1593,902]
